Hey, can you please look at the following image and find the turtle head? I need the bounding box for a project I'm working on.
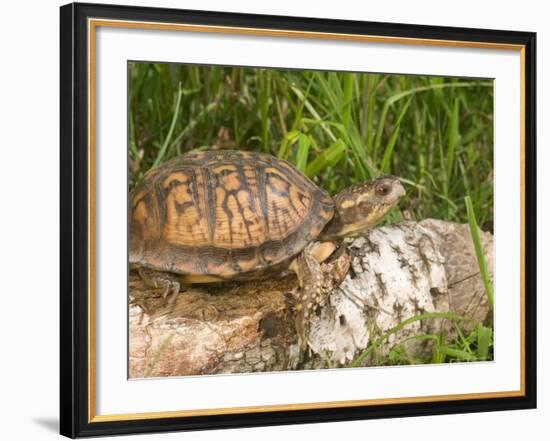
[320,175,405,240]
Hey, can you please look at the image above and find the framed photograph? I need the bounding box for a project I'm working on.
[60,2,536,438]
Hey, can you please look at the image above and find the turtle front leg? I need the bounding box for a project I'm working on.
[290,244,332,351]
[137,268,181,305]
[290,241,352,352]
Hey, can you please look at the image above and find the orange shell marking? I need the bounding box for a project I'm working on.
[161,171,210,246]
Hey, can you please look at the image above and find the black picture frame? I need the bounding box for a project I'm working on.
[60,2,537,438]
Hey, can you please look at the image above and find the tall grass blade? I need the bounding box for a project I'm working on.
[342,73,355,129]
[152,86,184,168]
[465,195,494,310]
[295,134,311,172]
[446,98,460,182]
[305,140,345,177]
[380,97,412,173]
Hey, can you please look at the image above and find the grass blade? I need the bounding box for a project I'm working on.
[380,97,412,173]
[305,140,345,177]
[295,134,311,172]
[342,72,355,129]
[476,325,492,360]
[465,195,494,310]
[446,98,460,182]
[437,346,476,361]
[152,85,184,168]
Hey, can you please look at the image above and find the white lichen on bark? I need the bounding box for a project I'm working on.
[309,221,449,364]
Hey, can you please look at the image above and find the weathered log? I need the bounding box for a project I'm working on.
[129,219,493,378]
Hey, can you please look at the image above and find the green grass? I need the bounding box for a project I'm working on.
[129,62,494,230]
[129,62,494,365]
[350,312,469,367]
[350,314,494,367]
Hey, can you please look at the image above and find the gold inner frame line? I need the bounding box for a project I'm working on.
[87,17,527,424]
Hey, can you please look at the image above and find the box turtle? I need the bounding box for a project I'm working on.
[130,150,405,348]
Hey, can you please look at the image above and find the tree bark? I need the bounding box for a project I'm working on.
[129,219,493,378]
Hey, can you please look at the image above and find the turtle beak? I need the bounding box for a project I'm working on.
[393,179,406,199]
[384,176,406,205]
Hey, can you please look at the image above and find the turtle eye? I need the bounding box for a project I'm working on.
[375,183,391,196]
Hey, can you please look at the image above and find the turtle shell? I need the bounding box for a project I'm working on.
[130,150,335,280]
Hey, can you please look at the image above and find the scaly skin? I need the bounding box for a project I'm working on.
[293,244,327,350]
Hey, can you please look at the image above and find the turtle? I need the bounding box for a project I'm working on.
[130,149,405,348]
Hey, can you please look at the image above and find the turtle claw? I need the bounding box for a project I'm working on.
[165,280,181,306]
[138,268,182,306]
[323,247,351,288]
